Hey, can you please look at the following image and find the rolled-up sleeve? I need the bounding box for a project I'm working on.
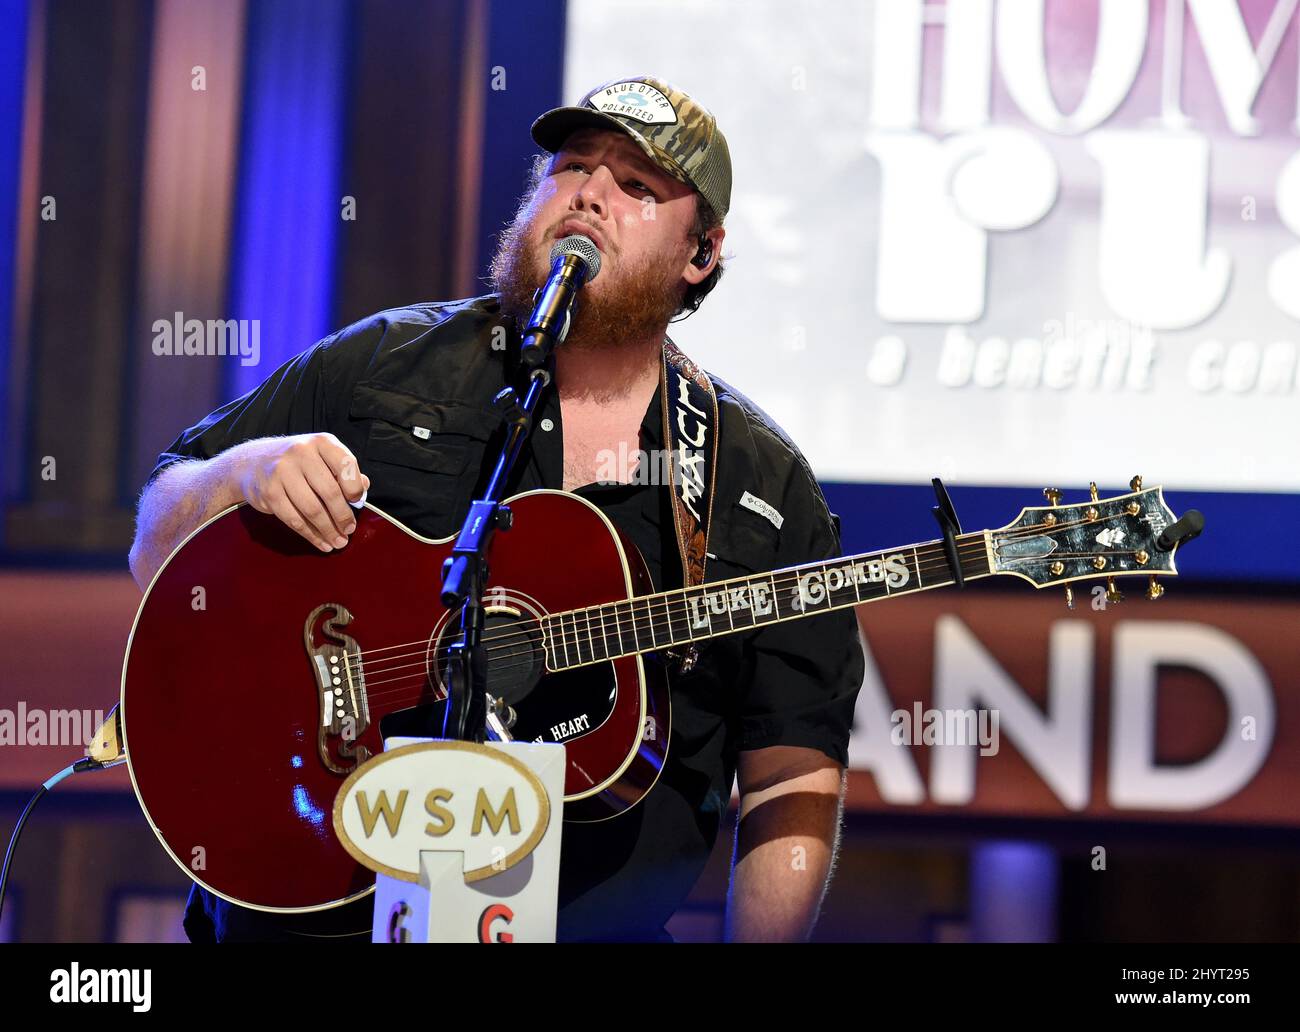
[736,460,865,766]
[143,338,333,490]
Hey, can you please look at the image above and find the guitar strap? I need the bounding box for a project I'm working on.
[659,336,719,674]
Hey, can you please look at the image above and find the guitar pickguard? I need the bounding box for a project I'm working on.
[303,603,372,775]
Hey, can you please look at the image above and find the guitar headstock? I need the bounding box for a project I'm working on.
[989,476,1204,607]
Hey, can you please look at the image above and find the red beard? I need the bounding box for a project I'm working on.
[489,206,686,361]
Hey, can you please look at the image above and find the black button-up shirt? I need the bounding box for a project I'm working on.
[150,294,864,943]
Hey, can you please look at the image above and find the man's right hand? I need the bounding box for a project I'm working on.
[232,433,371,552]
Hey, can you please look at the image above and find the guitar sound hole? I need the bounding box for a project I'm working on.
[435,609,546,706]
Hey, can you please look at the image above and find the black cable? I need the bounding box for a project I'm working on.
[0,758,105,929]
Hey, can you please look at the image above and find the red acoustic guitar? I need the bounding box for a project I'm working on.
[120,481,1201,911]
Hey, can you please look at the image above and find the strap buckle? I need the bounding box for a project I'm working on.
[666,644,700,675]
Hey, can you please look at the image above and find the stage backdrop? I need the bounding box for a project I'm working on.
[565,0,1298,827]
[564,0,1300,581]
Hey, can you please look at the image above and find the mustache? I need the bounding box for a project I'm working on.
[488,206,684,350]
[547,216,611,257]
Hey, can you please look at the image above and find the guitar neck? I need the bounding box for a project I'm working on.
[542,530,993,671]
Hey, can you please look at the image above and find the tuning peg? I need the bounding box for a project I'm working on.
[1041,487,1063,527]
[1130,474,1143,491]
[1106,576,1124,604]
[1090,481,1099,502]
[1064,584,1075,610]
[1146,575,1165,600]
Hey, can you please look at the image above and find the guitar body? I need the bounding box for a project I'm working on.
[121,490,670,912]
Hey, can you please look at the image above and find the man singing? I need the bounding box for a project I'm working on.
[129,75,864,943]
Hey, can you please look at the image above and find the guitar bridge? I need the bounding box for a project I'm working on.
[304,603,371,774]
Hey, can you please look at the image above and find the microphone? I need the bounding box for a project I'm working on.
[518,234,602,371]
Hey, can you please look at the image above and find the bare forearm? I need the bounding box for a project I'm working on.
[129,431,371,591]
[128,447,246,590]
[725,791,842,942]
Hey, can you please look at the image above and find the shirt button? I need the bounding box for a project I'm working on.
[540,418,554,432]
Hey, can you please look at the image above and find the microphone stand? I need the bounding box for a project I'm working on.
[438,241,598,742]
[438,366,552,742]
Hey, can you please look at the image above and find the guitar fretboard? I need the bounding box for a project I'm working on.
[540,531,992,671]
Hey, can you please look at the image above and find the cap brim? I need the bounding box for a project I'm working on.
[531,107,663,169]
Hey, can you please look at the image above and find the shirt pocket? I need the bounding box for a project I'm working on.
[706,499,783,580]
[348,381,494,535]
[350,382,491,475]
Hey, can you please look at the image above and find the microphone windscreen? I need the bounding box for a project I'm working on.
[549,234,602,282]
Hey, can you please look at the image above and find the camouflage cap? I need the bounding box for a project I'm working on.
[531,75,731,222]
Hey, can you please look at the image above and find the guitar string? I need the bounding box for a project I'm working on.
[349,550,1016,704]
[339,537,995,671]
[351,551,1150,711]
[350,540,1147,699]
[352,527,1129,681]
[343,541,991,680]
[311,518,1148,710]
[344,549,997,708]
[337,509,1112,668]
